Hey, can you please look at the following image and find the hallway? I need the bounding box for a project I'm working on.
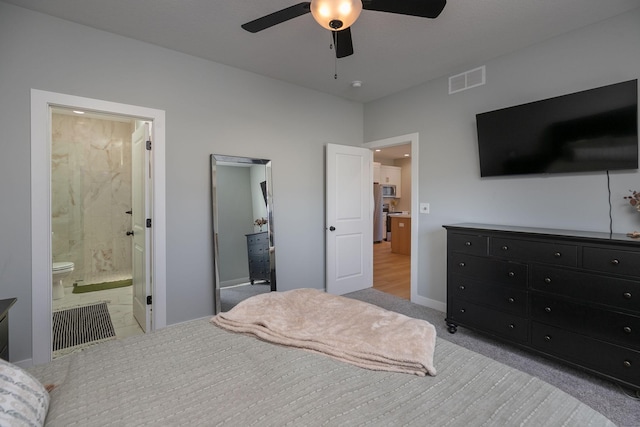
[373,241,410,300]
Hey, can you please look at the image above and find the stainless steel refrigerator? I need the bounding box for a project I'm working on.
[373,183,384,242]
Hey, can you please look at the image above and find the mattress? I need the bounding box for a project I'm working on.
[28,318,615,426]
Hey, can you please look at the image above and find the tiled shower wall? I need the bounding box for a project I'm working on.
[51,113,133,285]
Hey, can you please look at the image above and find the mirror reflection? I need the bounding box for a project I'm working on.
[211,155,275,313]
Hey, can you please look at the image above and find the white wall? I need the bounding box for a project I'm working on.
[0,2,363,362]
[250,165,269,232]
[216,165,253,284]
[364,9,640,304]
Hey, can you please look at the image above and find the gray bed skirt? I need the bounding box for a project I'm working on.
[29,318,614,426]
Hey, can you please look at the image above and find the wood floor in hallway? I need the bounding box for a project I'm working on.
[373,240,410,300]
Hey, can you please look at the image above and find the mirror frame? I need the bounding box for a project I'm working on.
[210,154,276,314]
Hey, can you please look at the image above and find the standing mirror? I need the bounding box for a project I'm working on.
[211,155,275,313]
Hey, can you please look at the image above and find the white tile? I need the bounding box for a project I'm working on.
[53,283,143,341]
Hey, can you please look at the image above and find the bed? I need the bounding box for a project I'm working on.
[6,289,615,426]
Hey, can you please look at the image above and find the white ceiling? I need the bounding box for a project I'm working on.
[4,0,639,103]
[373,144,411,162]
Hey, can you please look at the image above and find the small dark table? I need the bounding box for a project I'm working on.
[0,298,17,361]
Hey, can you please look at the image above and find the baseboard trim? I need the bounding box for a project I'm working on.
[12,358,34,369]
[220,277,250,288]
[411,294,446,313]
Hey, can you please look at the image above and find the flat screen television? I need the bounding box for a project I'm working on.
[476,80,638,177]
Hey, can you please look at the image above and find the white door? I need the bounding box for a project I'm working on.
[132,123,151,331]
[326,143,373,295]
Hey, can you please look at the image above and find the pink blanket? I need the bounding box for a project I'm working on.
[211,288,436,376]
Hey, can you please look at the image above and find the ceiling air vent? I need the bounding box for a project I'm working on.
[449,66,486,94]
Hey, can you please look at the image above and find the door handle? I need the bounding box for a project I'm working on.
[126,231,134,236]
[125,210,132,215]
[329,226,336,231]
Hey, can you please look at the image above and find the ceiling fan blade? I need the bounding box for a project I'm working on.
[362,0,446,19]
[332,28,354,58]
[241,2,311,33]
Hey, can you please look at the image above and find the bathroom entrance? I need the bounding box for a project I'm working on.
[50,108,136,290]
[30,89,167,365]
[49,108,147,355]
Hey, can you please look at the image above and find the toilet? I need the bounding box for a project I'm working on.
[52,262,74,300]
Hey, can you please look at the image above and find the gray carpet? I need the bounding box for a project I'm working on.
[346,288,639,427]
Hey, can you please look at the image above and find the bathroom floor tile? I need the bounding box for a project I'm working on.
[53,283,144,342]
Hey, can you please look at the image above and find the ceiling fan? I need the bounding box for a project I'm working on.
[241,0,447,58]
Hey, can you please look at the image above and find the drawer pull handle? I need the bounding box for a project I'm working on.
[623,360,632,368]
[623,326,632,334]
[465,241,472,246]
[501,245,509,251]
[544,307,552,313]
[508,324,515,329]
[623,292,632,299]
[460,308,466,313]
[544,335,552,342]
[459,262,466,268]
[507,297,515,303]
[508,271,515,278]
[459,285,466,291]
[554,252,561,258]
[611,259,620,265]
[544,277,552,284]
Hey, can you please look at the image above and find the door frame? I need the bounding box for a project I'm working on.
[30,89,166,365]
[363,133,421,304]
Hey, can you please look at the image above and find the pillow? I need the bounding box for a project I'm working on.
[0,358,50,427]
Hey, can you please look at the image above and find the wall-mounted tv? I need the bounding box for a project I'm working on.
[476,80,638,177]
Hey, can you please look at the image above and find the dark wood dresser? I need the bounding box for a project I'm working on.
[443,224,640,391]
[0,298,17,361]
[246,231,270,284]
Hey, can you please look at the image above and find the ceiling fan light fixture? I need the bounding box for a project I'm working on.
[310,0,362,31]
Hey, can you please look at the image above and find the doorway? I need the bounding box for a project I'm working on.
[373,143,411,299]
[30,89,167,365]
[364,134,418,302]
[50,108,144,357]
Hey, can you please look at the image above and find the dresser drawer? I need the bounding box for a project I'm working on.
[247,246,267,256]
[531,322,640,388]
[490,237,577,267]
[531,295,640,350]
[449,253,527,288]
[248,232,267,242]
[583,247,640,277]
[248,254,268,266]
[531,266,637,312]
[248,244,266,256]
[448,300,528,343]
[448,233,488,256]
[449,275,527,315]
[249,255,269,270]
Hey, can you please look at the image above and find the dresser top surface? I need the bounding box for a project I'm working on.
[0,298,16,317]
[443,223,640,245]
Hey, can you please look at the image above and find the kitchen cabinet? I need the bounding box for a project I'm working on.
[380,165,402,198]
[373,162,381,184]
[390,215,411,255]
